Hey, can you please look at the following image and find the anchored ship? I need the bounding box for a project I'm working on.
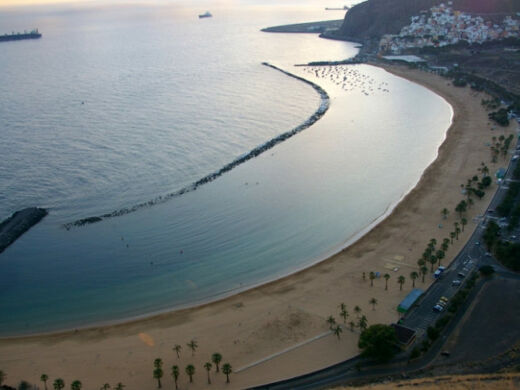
[199,11,212,18]
[0,29,42,42]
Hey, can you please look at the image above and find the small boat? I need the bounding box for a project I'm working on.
[199,11,212,18]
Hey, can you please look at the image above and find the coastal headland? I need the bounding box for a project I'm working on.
[0,207,47,254]
[0,60,513,389]
[261,19,343,33]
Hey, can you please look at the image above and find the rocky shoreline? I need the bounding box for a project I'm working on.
[0,207,48,254]
[64,63,330,229]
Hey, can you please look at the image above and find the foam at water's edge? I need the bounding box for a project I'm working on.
[64,62,330,229]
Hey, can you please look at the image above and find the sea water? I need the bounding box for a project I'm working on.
[0,0,452,335]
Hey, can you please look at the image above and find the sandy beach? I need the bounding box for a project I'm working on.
[0,63,516,389]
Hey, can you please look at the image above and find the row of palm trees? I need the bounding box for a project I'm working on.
[363,271,408,291]
[0,341,232,390]
[326,302,376,340]
[0,373,127,390]
[43,376,125,390]
[152,355,232,389]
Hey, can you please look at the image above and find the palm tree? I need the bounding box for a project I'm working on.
[441,208,449,219]
[222,363,232,383]
[153,367,163,388]
[461,217,467,232]
[397,275,405,291]
[171,366,180,390]
[41,374,49,390]
[0,370,5,386]
[187,339,198,356]
[114,383,125,390]
[358,315,368,331]
[429,238,437,249]
[186,364,195,383]
[362,272,366,281]
[354,305,362,318]
[53,379,65,390]
[173,344,182,359]
[436,249,445,266]
[212,352,222,372]
[204,362,212,384]
[71,380,82,390]
[450,231,455,244]
[333,325,343,340]
[369,271,375,287]
[326,315,336,330]
[369,297,377,310]
[348,321,356,332]
[429,255,437,272]
[420,265,428,283]
[410,271,418,288]
[442,238,450,252]
[100,384,110,390]
[340,307,348,323]
[384,273,390,290]
[154,358,163,369]
[454,222,461,240]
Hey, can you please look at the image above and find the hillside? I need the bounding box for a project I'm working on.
[337,0,520,41]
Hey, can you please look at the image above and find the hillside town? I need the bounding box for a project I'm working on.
[379,1,520,54]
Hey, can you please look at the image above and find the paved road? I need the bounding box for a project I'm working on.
[250,140,520,389]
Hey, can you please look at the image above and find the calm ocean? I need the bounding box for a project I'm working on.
[0,0,452,335]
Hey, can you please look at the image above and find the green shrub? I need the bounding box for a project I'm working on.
[427,326,440,341]
[453,78,467,87]
[488,108,510,126]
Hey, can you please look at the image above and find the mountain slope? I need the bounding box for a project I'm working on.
[338,0,520,41]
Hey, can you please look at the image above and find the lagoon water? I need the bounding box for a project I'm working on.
[0,0,452,335]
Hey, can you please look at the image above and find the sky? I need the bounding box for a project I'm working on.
[0,0,93,6]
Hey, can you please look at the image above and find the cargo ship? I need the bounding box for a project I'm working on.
[0,29,42,42]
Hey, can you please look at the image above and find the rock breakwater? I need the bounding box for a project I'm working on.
[0,207,48,254]
[64,63,329,229]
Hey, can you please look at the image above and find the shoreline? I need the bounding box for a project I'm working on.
[0,62,451,339]
[0,63,510,389]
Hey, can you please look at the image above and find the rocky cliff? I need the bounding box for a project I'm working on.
[338,0,520,41]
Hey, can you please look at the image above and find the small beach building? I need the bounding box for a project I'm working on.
[391,323,417,348]
[397,288,423,313]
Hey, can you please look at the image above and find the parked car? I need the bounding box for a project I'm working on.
[433,304,444,312]
[439,296,449,303]
[457,272,466,278]
[434,266,446,279]
[452,280,461,286]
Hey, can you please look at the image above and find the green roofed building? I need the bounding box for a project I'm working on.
[397,288,423,313]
